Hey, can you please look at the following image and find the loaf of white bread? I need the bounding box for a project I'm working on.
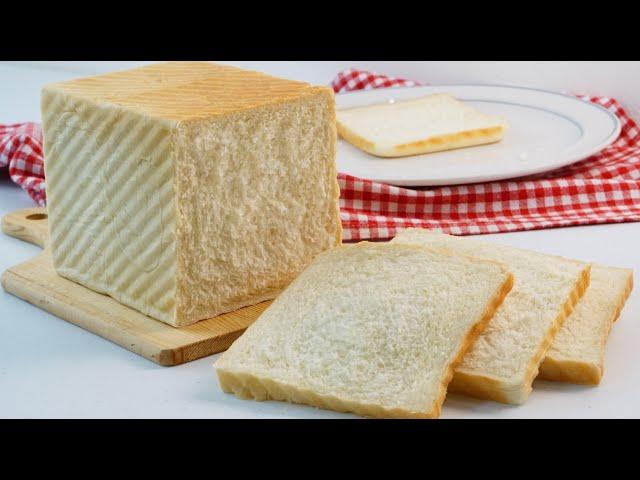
[216,243,513,418]
[336,93,506,157]
[392,229,591,404]
[41,62,342,327]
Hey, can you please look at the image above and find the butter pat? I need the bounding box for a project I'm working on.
[41,62,342,327]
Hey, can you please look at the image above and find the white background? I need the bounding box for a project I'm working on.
[5,61,640,123]
[1,61,639,418]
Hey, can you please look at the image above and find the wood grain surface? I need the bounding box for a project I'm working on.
[1,207,271,365]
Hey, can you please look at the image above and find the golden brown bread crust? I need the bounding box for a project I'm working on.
[336,121,505,158]
[217,369,434,418]
[324,88,343,248]
[537,270,633,385]
[449,264,591,405]
[44,61,331,121]
[536,358,602,385]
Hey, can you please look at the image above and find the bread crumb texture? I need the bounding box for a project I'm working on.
[216,242,512,418]
[392,228,591,404]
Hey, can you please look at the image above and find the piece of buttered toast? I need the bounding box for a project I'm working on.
[216,242,513,418]
[336,93,506,158]
[392,229,590,405]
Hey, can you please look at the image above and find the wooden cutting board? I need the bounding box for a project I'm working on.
[1,207,271,366]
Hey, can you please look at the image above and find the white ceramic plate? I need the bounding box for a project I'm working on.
[335,85,621,186]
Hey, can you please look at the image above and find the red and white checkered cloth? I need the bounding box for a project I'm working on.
[0,122,46,206]
[1,68,639,240]
[332,69,640,240]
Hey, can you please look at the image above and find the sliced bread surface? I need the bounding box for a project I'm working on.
[392,229,591,404]
[336,93,506,158]
[538,265,633,385]
[216,242,513,418]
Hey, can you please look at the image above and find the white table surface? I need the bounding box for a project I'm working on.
[1,62,638,419]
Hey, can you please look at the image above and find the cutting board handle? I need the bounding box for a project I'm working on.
[1,207,49,249]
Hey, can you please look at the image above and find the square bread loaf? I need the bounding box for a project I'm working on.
[336,93,506,158]
[41,62,342,327]
[392,229,591,405]
[538,265,633,385]
[216,242,513,418]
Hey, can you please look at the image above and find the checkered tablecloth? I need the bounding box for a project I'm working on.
[0,122,46,206]
[332,69,640,240]
[2,68,639,241]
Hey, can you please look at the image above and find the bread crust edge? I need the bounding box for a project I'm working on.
[336,121,505,158]
[429,269,514,417]
[537,268,633,385]
[449,263,592,404]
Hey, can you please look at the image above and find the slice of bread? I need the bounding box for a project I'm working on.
[216,242,513,418]
[392,229,591,404]
[538,265,633,385]
[336,93,506,158]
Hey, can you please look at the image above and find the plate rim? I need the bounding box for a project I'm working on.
[335,84,621,186]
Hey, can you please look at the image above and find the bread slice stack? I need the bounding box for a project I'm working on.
[393,229,633,394]
[392,229,591,404]
[215,229,632,417]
